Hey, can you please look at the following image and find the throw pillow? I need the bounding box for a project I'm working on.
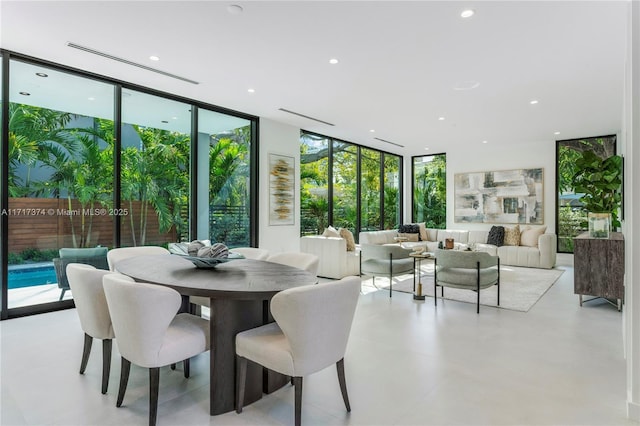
[322,226,340,238]
[398,223,421,240]
[397,232,419,242]
[417,222,428,241]
[503,225,521,246]
[520,226,547,247]
[486,225,505,246]
[339,228,356,251]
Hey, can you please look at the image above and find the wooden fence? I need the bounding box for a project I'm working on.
[7,198,177,253]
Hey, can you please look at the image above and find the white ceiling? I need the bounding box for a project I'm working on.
[0,1,629,156]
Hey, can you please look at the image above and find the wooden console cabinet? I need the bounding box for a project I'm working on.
[573,232,624,310]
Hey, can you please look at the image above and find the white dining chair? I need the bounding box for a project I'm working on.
[229,247,270,260]
[267,252,320,277]
[103,274,210,426]
[107,246,169,272]
[66,263,124,394]
[235,276,361,426]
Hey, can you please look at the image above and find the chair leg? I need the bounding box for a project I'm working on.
[149,367,160,426]
[236,356,247,414]
[477,262,481,314]
[170,363,176,370]
[183,359,190,378]
[293,376,303,426]
[59,288,66,301]
[388,253,393,298]
[117,358,131,407]
[80,333,93,374]
[102,339,112,394]
[336,358,351,412]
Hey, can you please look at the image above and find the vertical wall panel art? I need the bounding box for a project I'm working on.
[269,153,295,225]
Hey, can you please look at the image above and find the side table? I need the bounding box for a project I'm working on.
[410,252,433,301]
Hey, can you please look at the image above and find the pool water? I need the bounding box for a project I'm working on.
[7,266,57,289]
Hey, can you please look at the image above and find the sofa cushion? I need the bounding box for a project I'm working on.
[339,228,356,251]
[322,226,340,238]
[520,226,547,247]
[417,222,428,241]
[398,223,421,240]
[503,225,520,246]
[487,226,505,246]
[397,232,419,242]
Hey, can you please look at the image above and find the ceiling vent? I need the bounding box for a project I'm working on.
[374,137,404,148]
[67,42,199,85]
[278,108,335,126]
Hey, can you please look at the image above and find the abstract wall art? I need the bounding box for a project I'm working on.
[454,168,544,224]
[269,153,295,225]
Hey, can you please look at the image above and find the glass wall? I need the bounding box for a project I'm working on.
[197,109,252,247]
[300,133,329,235]
[412,153,446,228]
[556,136,617,253]
[120,90,190,247]
[7,60,115,308]
[300,131,402,240]
[0,52,257,317]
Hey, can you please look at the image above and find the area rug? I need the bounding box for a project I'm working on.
[367,263,564,312]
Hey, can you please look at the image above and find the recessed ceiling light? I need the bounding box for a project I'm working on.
[482,140,488,144]
[370,129,375,133]
[438,117,445,121]
[453,80,480,90]
[554,131,561,135]
[227,4,244,15]
[247,88,255,93]
[172,116,178,120]
[329,58,339,65]
[35,72,48,78]
[19,91,30,96]
[149,55,160,61]
[461,9,475,18]
[530,100,539,105]
[425,147,430,151]
[88,97,95,101]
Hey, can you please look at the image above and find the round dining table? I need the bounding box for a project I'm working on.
[115,253,317,416]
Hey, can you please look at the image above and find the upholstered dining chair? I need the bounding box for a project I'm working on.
[434,249,500,314]
[107,246,169,272]
[66,263,122,394]
[103,274,210,426]
[235,276,361,426]
[359,244,414,297]
[267,252,320,277]
[229,247,270,260]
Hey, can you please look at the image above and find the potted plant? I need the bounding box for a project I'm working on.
[571,150,623,238]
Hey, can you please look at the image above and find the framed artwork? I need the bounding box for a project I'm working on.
[269,153,295,225]
[454,168,544,224]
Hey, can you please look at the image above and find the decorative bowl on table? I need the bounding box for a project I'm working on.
[176,252,245,269]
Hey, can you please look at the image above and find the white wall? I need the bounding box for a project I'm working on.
[624,0,640,421]
[258,118,302,254]
[403,140,557,232]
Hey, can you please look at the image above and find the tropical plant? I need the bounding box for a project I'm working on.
[413,154,446,229]
[8,103,74,196]
[571,150,623,229]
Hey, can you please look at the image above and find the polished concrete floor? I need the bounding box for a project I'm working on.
[0,254,635,426]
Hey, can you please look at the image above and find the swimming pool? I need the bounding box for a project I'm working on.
[7,265,57,289]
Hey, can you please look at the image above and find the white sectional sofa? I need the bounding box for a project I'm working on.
[359,227,557,269]
[300,236,361,279]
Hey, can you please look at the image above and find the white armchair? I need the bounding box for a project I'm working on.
[103,274,210,426]
[300,236,360,279]
[235,276,361,426]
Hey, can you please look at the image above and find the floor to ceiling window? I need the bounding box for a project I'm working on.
[6,59,115,309]
[197,109,252,247]
[412,153,446,228]
[0,51,257,318]
[120,90,190,248]
[300,131,402,240]
[556,135,617,253]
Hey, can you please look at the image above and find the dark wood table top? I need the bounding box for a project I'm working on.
[115,254,317,299]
